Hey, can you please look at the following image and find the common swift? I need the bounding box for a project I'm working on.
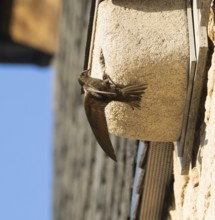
[78,69,147,161]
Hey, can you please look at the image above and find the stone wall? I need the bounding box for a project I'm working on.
[170,6,215,219]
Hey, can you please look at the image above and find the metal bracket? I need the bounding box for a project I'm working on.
[178,0,209,175]
[130,141,148,219]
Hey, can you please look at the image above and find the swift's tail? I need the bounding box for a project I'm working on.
[120,84,147,110]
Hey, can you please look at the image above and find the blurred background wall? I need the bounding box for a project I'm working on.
[53,1,138,219]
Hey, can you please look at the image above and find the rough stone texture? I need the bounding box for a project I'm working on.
[53,1,137,220]
[170,8,215,218]
[10,0,61,53]
[91,0,189,142]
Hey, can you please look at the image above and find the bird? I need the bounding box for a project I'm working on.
[78,69,147,161]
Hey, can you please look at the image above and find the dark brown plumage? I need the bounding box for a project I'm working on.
[78,69,147,161]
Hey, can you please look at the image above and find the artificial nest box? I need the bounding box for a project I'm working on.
[89,0,189,142]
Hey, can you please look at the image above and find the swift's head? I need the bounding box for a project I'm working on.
[78,69,90,86]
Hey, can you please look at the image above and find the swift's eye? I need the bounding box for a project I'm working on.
[80,69,90,77]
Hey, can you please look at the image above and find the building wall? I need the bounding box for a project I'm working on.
[170,7,215,219]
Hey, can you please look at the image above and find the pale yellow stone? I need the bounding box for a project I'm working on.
[90,0,189,141]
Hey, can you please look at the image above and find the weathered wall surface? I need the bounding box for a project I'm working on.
[170,8,215,219]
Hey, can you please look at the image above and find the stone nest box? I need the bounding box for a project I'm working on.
[88,0,189,142]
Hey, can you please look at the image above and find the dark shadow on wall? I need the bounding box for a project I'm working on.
[191,38,214,168]
[0,0,13,34]
[0,36,52,66]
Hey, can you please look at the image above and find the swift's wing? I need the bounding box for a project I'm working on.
[84,94,117,161]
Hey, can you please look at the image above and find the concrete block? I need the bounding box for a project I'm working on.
[90,0,189,141]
